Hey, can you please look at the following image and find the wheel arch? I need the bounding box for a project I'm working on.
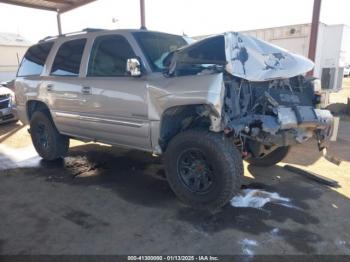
[26,100,52,121]
[158,104,215,151]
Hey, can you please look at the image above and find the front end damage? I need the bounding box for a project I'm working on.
[222,75,333,158]
[163,32,334,158]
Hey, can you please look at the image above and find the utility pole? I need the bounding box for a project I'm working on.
[308,0,322,75]
[140,0,146,29]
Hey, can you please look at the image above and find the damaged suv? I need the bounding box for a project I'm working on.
[15,29,334,209]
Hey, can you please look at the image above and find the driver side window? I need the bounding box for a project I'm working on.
[88,35,136,77]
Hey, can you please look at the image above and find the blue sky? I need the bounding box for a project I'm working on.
[0,0,349,42]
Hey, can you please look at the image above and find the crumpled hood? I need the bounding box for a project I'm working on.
[224,32,314,81]
[167,32,314,82]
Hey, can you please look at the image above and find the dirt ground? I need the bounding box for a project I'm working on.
[0,80,349,255]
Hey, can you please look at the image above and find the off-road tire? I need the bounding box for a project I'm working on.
[246,146,290,167]
[164,130,243,210]
[30,110,69,160]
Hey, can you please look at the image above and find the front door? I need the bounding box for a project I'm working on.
[78,34,150,151]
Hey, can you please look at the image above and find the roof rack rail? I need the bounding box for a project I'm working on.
[82,28,104,32]
[39,28,105,43]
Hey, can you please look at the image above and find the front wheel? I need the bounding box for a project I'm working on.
[164,130,243,210]
[246,146,290,167]
[30,111,69,161]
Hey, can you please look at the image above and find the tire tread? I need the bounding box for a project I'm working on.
[164,129,243,210]
[30,110,69,160]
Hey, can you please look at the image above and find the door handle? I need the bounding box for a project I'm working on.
[46,84,53,91]
[81,86,92,95]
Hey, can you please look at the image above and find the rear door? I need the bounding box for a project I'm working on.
[43,38,87,136]
[78,34,151,150]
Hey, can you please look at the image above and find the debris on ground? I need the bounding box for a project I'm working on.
[239,239,259,256]
[230,189,294,209]
[270,228,280,236]
[284,165,339,188]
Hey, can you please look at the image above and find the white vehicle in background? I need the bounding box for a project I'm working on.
[0,80,18,124]
[344,65,350,77]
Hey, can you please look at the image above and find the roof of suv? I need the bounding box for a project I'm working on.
[38,28,183,43]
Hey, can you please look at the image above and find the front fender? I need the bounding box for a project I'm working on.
[147,73,225,121]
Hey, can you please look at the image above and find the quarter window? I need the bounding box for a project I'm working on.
[17,42,53,77]
[88,35,136,77]
[50,38,86,76]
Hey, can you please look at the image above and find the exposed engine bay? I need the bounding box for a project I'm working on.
[222,75,333,158]
[161,32,334,158]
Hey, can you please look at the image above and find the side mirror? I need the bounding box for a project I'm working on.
[126,58,142,77]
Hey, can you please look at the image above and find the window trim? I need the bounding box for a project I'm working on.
[49,38,87,77]
[86,34,137,78]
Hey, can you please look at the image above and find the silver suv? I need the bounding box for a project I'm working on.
[15,29,334,209]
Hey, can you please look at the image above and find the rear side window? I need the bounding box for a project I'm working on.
[50,38,86,76]
[17,42,53,77]
[87,35,135,77]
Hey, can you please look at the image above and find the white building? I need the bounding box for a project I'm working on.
[0,32,31,82]
[241,23,350,90]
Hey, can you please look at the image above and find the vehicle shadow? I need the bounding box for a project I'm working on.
[326,103,347,114]
[282,140,323,166]
[283,138,350,165]
[0,121,24,143]
[3,143,349,253]
[177,164,327,253]
[30,144,174,208]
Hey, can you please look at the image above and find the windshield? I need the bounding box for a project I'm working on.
[133,32,189,72]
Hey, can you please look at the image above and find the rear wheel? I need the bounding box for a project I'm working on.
[164,130,243,210]
[30,111,69,160]
[246,146,290,167]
